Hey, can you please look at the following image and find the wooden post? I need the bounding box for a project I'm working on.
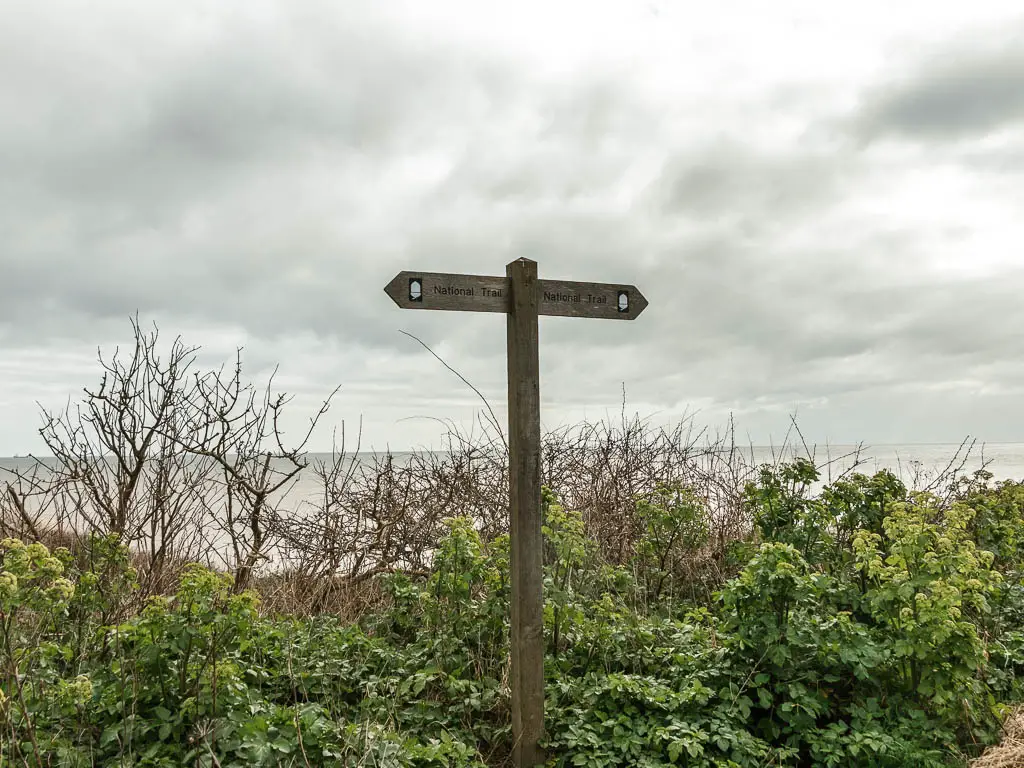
[384,262,646,764]
[506,257,545,767]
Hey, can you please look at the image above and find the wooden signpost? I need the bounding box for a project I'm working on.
[384,259,648,767]
[383,268,649,320]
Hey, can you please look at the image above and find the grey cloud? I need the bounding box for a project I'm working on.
[2,1,1024,453]
[958,138,1024,174]
[573,218,1024,415]
[650,141,853,226]
[423,145,1024,417]
[856,36,1024,141]
[0,3,529,347]
[2,35,502,235]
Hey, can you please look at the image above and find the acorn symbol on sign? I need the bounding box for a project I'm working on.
[409,278,423,302]
[617,291,629,313]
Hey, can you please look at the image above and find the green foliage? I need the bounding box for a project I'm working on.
[1,464,1024,766]
[961,475,1024,572]
[821,469,907,571]
[633,484,710,603]
[853,495,1002,737]
[745,458,832,564]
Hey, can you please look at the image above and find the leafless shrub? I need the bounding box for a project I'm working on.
[269,423,506,611]
[30,319,214,590]
[2,317,1000,618]
[6,319,339,597]
[542,412,741,565]
[0,460,62,542]
[171,353,337,593]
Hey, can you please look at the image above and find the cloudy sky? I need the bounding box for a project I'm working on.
[1,0,1023,455]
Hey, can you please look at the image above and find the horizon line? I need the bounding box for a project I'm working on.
[2,439,1023,461]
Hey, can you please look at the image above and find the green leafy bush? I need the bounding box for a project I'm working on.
[1,466,1023,766]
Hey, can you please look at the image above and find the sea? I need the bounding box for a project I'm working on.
[733,441,1024,485]
[2,444,1019,568]
[1,443,1022,509]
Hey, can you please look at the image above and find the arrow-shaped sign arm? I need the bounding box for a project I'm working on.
[384,271,648,320]
[384,271,510,313]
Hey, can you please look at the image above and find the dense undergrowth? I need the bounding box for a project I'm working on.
[1,462,1023,766]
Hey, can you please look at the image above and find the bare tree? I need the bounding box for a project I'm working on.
[21,314,994,620]
[0,461,59,543]
[173,354,336,592]
[35,318,213,586]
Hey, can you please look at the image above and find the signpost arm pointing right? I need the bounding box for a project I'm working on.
[506,258,545,766]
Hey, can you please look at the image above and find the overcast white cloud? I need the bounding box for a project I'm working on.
[1,0,1023,455]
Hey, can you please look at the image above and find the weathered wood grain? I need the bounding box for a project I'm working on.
[384,271,648,320]
[538,278,648,320]
[384,271,509,313]
[383,261,648,766]
[506,258,546,767]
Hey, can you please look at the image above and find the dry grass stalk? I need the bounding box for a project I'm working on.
[972,708,1024,768]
